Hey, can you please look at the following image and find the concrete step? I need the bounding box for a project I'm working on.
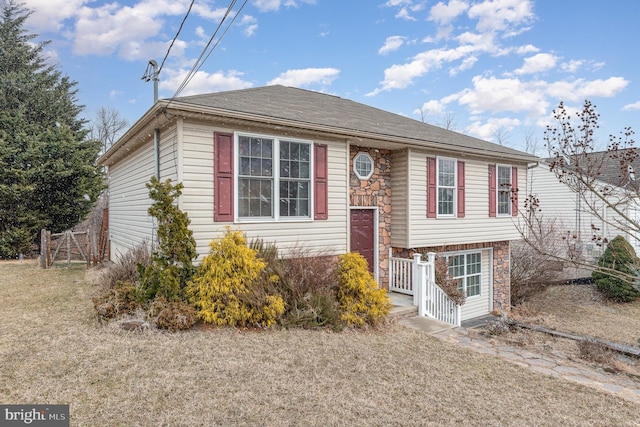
[389,304,418,319]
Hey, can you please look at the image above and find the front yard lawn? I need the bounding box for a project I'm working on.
[1,262,639,426]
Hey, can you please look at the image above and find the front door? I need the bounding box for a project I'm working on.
[350,209,375,273]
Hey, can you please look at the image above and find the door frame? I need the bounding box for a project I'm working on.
[348,206,379,283]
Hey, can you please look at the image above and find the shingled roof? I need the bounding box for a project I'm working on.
[100,85,538,166]
[545,148,640,189]
[172,85,537,162]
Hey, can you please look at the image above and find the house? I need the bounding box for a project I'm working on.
[528,148,640,259]
[98,85,538,321]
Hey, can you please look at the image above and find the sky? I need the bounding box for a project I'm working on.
[17,0,640,155]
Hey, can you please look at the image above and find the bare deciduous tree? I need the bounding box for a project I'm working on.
[523,128,539,155]
[517,100,638,283]
[493,126,510,146]
[88,106,129,153]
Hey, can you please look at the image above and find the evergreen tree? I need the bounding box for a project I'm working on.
[0,1,104,257]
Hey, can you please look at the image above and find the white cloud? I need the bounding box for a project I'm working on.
[446,75,629,124]
[253,0,282,12]
[414,100,445,116]
[515,53,558,74]
[252,0,316,13]
[73,3,166,56]
[22,0,89,32]
[428,0,469,25]
[516,44,539,54]
[466,117,521,141]
[455,75,549,116]
[159,68,253,96]
[378,36,406,55]
[24,0,231,59]
[449,56,477,75]
[384,0,427,21]
[371,37,500,94]
[623,101,640,111]
[467,0,535,36]
[267,68,340,87]
[545,77,628,101]
[561,59,583,73]
[241,15,258,37]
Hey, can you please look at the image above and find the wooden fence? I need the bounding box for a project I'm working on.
[40,208,110,268]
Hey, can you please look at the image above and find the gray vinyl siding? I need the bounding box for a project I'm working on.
[407,149,524,248]
[529,164,634,257]
[108,141,155,259]
[179,120,349,259]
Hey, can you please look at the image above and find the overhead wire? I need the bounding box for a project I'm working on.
[176,0,248,96]
[168,0,249,103]
[158,0,196,76]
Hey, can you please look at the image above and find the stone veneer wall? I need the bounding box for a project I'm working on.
[349,146,392,288]
[392,241,511,312]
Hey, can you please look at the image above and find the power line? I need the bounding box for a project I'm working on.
[169,0,248,102]
[158,0,195,76]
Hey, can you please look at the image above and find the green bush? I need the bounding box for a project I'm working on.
[592,235,640,302]
[186,228,285,327]
[336,252,391,327]
[137,177,197,302]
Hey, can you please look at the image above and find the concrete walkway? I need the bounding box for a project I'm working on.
[399,317,640,405]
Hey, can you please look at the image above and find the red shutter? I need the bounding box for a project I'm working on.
[427,157,437,218]
[488,164,496,217]
[314,143,328,220]
[214,132,234,222]
[457,161,465,218]
[511,166,518,217]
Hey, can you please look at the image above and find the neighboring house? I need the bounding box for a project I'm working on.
[98,85,537,321]
[528,149,640,258]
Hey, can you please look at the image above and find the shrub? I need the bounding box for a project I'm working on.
[433,256,466,305]
[251,239,340,328]
[92,280,141,320]
[336,252,391,327]
[592,235,640,302]
[137,177,197,302]
[186,228,285,327]
[284,288,342,330]
[146,297,198,332]
[94,242,151,291]
[510,240,561,305]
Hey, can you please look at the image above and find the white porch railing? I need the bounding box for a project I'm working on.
[389,250,461,327]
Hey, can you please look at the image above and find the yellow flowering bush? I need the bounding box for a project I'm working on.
[336,252,391,327]
[186,228,285,327]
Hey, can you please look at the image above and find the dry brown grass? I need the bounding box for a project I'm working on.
[515,284,640,346]
[2,261,640,426]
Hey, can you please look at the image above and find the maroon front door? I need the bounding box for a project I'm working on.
[350,209,375,273]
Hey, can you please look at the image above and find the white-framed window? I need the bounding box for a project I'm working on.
[438,157,456,216]
[497,165,512,216]
[354,152,374,180]
[448,252,482,297]
[237,133,312,220]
